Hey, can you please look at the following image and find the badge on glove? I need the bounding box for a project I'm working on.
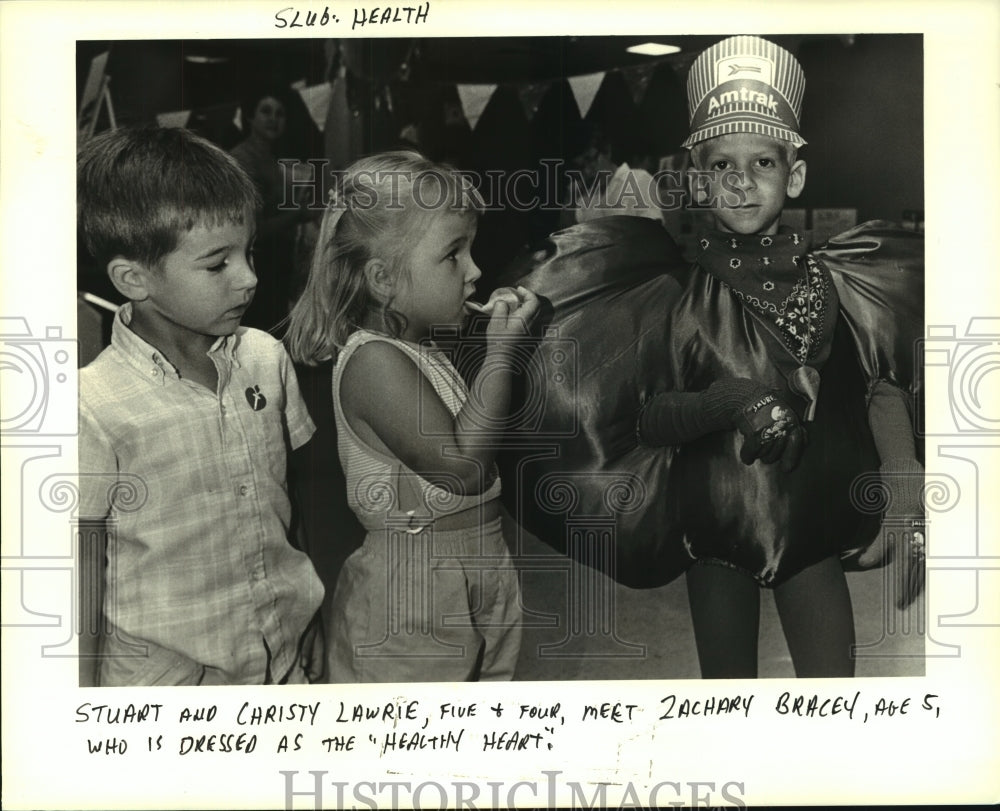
[737,391,807,472]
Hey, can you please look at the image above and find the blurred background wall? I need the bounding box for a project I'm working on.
[76,34,923,289]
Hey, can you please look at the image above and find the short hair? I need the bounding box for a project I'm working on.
[689,136,799,169]
[77,126,261,270]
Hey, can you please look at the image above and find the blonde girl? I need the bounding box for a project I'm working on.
[286,151,538,682]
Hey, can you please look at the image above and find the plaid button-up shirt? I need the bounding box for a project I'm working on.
[79,305,322,684]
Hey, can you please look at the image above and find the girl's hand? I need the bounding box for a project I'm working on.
[484,286,539,340]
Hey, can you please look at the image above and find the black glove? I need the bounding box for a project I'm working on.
[736,390,807,472]
[640,379,806,473]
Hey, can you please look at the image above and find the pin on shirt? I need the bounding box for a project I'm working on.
[245,385,268,411]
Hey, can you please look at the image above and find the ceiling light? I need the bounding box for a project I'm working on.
[184,55,229,65]
[626,43,681,57]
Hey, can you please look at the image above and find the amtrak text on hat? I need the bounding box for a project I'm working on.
[682,35,807,149]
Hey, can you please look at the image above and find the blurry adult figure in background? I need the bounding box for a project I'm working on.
[564,127,663,228]
[231,88,311,332]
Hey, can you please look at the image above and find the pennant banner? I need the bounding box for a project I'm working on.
[456,83,497,131]
[297,83,332,133]
[152,59,676,142]
[516,82,550,121]
[156,109,191,129]
[567,72,606,118]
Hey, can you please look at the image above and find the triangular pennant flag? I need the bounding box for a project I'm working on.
[622,64,656,107]
[156,110,191,129]
[232,106,242,131]
[567,72,605,118]
[297,83,332,133]
[456,84,497,130]
[516,82,550,121]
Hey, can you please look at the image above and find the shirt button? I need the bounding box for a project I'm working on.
[239,485,248,496]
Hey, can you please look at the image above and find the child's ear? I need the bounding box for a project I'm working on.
[786,159,807,199]
[107,257,152,302]
[363,258,394,302]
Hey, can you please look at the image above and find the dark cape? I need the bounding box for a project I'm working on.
[495,216,923,589]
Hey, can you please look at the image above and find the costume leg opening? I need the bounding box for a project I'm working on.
[686,561,761,679]
[774,555,856,678]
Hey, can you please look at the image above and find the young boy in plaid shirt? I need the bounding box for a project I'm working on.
[77,127,323,686]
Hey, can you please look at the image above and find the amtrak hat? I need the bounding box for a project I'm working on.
[682,35,807,149]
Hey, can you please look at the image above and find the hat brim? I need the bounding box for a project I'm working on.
[682,122,807,150]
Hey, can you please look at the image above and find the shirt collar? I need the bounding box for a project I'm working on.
[112,303,241,384]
